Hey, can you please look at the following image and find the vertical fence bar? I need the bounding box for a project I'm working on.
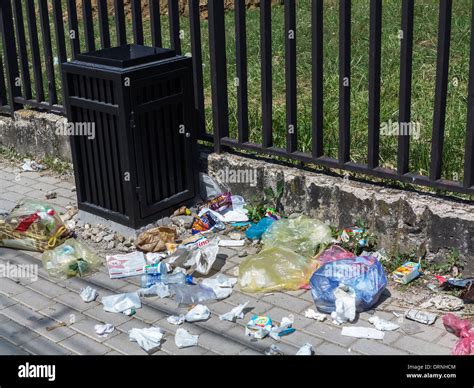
[285,0,297,153]
[430,0,452,181]
[312,0,324,158]
[52,0,67,107]
[149,0,162,47]
[131,0,144,45]
[208,0,229,152]
[38,0,57,106]
[398,0,414,174]
[67,0,80,59]
[261,0,272,148]
[235,0,248,143]
[98,0,111,48]
[82,0,95,52]
[26,0,45,103]
[12,0,32,100]
[168,0,181,54]
[0,55,7,107]
[0,0,20,114]
[338,0,351,163]
[368,0,382,169]
[464,1,474,188]
[190,0,206,139]
[114,0,127,45]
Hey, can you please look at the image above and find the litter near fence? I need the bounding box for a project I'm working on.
[420,295,464,311]
[304,308,327,322]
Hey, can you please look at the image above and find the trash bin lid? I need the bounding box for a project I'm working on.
[75,44,176,68]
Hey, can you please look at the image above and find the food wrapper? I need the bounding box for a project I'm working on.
[135,226,177,253]
[205,192,232,212]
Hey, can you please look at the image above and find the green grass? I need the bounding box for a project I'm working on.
[4,0,473,196]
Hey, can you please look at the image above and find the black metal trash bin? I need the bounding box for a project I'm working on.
[62,44,198,228]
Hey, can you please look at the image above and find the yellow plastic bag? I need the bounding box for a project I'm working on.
[42,239,102,279]
[261,215,333,257]
[238,247,319,292]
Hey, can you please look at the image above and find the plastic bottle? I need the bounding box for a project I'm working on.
[141,272,193,288]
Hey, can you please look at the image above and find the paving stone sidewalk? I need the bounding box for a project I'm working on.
[0,162,458,355]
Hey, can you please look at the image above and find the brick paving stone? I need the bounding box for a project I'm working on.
[59,334,111,355]
[0,336,30,355]
[351,339,409,355]
[20,335,73,355]
[26,278,70,299]
[0,319,40,345]
[393,335,451,355]
[0,302,45,327]
[259,292,313,314]
[83,304,133,327]
[0,294,17,310]
[14,290,57,311]
[300,320,358,348]
[39,303,87,325]
[0,278,26,297]
[70,316,119,343]
[317,342,358,355]
[103,332,151,355]
[54,291,100,312]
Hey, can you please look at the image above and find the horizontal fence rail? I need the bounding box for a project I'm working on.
[0,0,472,197]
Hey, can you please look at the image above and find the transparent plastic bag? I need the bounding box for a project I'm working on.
[261,215,333,257]
[170,283,218,305]
[42,239,102,279]
[0,199,69,252]
[310,255,387,313]
[238,247,318,292]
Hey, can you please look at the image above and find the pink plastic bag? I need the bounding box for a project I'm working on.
[442,313,474,355]
[316,245,355,266]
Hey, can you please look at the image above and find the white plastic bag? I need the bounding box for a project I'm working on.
[304,308,327,322]
[175,328,199,348]
[138,283,170,298]
[80,286,98,303]
[129,327,165,352]
[184,241,219,275]
[296,343,314,355]
[167,315,185,325]
[199,173,222,201]
[219,302,249,322]
[331,286,356,325]
[201,274,237,300]
[102,292,141,315]
[95,323,114,338]
[368,316,400,331]
[185,304,210,322]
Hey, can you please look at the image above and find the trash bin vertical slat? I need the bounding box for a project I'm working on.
[368,0,382,169]
[96,110,112,210]
[338,0,351,164]
[156,106,169,199]
[102,110,118,212]
[149,0,162,47]
[98,0,111,48]
[171,100,184,194]
[312,0,324,159]
[131,0,144,45]
[12,0,32,101]
[235,0,249,143]
[398,0,414,174]
[114,0,127,46]
[168,0,181,55]
[26,0,44,103]
[261,0,273,148]
[82,0,95,52]
[285,0,297,154]
[38,0,57,106]
[67,0,81,59]
[464,1,474,189]
[190,0,206,140]
[110,114,125,214]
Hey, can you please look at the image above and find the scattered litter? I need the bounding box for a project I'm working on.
[296,343,314,355]
[392,261,421,285]
[129,327,165,353]
[246,315,272,339]
[270,315,295,341]
[442,313,474,355]
[341,327,385,340]
[392,311,401,318]
[229,232,242,240]
[106,251,146,279]
[304,308,327,322]
[199,173,222,201]
[175,328,199,348]
[420,295,464,311]
[405,309,437,325]
[94,323,114,338]
[167,315,185,326]
[219,301,249,322]
[238,247,317,292]
[145,252,168,265]
[171,284,217,305]
[138,283,170,298]
[205,192,233,213]
[183,241,219,275]
[0,199,70,252]
[331,285,356,325]
[42,239,101,279]
[401,321,424,335]
[102,292,141,316]
[80,286,98,302]
[201,274,237,299]
[192,210,225,234]
[22,159,44,172]
[45,191,57,200]
[368,316,400,331]
[310,255,387,314]
[135,226,177,253]
[245,217,275,240]
[185,304,211,322]
[261,215,333,257]
[265,344,284,355]
[217,238,245,247]
[46,322,66,331]
[141,270,192,289]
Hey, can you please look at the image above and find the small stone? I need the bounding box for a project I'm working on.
[123,239,133,248]
[116,235,125,243]
[106,241,115,250]
[103,234,115,242]
[95,236,103,243]
[91,228,99,235]
[82,232,92,240]
[238,250,248,258]
[84,224,91,230]
[65,220,76,230]
[45,191,57,199]
[229,232,242,240]
[71,186,76,192]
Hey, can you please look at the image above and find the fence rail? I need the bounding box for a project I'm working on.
[0,0,473,197]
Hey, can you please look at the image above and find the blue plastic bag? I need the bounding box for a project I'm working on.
[245,217,275,240]
[309,255,387,313]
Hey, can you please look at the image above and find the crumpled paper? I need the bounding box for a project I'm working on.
[94,323,114,338]
[135,226,177,253]
[420,295,464,311]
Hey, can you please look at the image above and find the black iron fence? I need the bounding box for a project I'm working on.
[0,0,473,196]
